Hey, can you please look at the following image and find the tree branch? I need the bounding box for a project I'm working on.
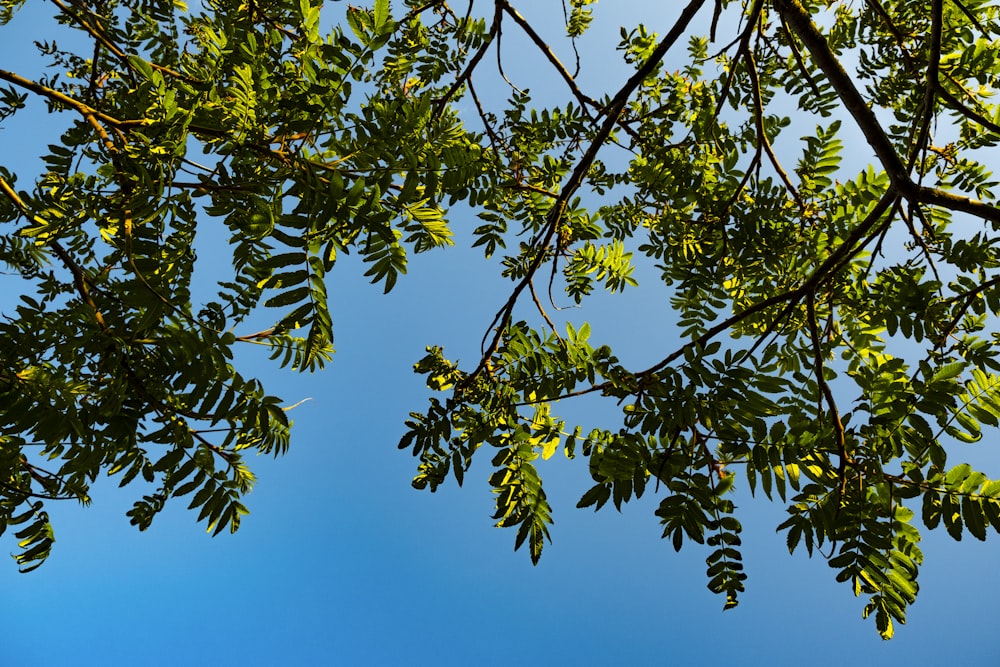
[500,1,600,114]
[0,68,148,130]
[806,293,850,499]
[49,0,200,84]
[774,0,1000,223]
[462,0,710,387]
[433,0,502,115]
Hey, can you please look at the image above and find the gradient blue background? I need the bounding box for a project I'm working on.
[1,2,998,664]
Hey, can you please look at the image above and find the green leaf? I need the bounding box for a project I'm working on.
[373,0,389,31]
[963,496,988,541]
[933,362,966,382]
[264,286,311,308]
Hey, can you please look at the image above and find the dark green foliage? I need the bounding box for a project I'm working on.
[396,0,1000,640]
[0,0,484,571]
[4,0,1000,640]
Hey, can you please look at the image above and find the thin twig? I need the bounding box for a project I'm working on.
[906,0,942,172]
[433,0,502,115]
[744,45,806,210]
[528,278,562,343]
[501,1,600,116]
[51,0,200,84]
[806,293,851,500]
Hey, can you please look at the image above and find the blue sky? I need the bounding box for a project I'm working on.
[2,1,1000,665]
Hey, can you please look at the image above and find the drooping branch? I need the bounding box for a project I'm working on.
[644,191,898,376]
[743,44,804,210]
[711,0,767,125]
[524,191,899,406]
[0,176,110,332]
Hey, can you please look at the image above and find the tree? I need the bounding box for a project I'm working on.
[2,0,1000,639]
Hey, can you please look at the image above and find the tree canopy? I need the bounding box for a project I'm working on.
[3,0,1000,639]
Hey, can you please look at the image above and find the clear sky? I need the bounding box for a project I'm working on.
[1,2,999,665]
